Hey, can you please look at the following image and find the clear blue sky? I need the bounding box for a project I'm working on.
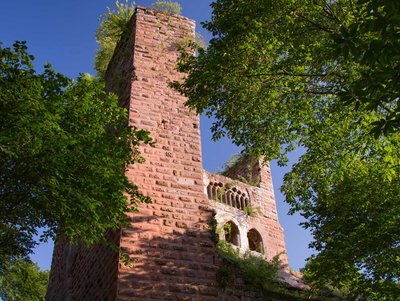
[0,0,313,272]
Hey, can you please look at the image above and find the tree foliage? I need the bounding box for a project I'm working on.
[173,0,400,161]
[172,0,400,298]
[285,122,400,299]
[0,258,49,301]
[0,41,152,268]
[94,1,135,78]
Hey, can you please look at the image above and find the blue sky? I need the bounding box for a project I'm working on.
[0,0,312,271]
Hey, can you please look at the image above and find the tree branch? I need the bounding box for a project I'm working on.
[243,71,339,78]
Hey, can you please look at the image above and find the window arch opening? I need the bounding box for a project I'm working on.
[223,221,240,246]
[247,229,263,253]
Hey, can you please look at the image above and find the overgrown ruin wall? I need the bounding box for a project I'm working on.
[108,7,219,300]
[46,7,305,301]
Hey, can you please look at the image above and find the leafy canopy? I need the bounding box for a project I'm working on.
[173,0,400,161]
[0,41,152,269]
[0,258,49,301]
[172,0,400,298]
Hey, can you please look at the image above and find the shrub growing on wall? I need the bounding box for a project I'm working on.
[151,1,181,15]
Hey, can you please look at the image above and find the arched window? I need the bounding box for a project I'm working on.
[223,221,240,246]
[247,229,263,253]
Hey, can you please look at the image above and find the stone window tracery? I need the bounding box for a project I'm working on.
[207,182,250,210]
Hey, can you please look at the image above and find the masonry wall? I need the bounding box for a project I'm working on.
[204,164,288,265]
[222,154,261,186]
[46,7,305,301]
[107,7,219,301]
[46,232,120,300]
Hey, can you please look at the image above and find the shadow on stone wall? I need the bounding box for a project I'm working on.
[46,230,120,301]
[116,213,320,301]
[116,212,220,300]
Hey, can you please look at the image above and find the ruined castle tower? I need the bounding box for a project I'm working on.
[46,7,290,301]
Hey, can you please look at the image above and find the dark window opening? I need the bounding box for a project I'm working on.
[224,221,240,246]
[247,229,263,253]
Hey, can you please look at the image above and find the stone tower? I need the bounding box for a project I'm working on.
[47,7,293,301]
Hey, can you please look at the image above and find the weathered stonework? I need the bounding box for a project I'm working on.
[46,232,120,300]
[204,157,288,265]
[46,7,308,301]
[109,7,219,301]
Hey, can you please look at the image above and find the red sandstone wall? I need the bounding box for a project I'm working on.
[46,232,120,300]
[47,7,298,301]
[108,8,219,301]
[204,166,288,265]
[223,156,288,262]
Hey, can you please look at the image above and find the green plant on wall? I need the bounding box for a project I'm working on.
[219,153,261,187]
[208,212,219,244]
[95,1,182,79]
[219,153,242,174]
[216,221,231,241]
[216,240,342,299]
[240,252,280,289]
[216,240,240,263]
[95,0,135,79]
[216,263,235,288]
[215,186,224,201]
[151,1,181,15]
[216,240,281,290]
[209,213,236,245]
[243,205,261,217]
[222,222,232,237]
[224,181,237,191]
[236,175,260,187]
[210,182,231,202]
[211,214,344,299]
